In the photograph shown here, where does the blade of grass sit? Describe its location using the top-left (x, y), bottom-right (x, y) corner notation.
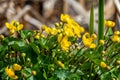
top-left (98, 0), bottom-right (104, 41)
top-left (89, 3), bottom-right (94, 35)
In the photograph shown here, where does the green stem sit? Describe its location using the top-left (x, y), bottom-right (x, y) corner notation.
top-left (98, 0), bottom-right (104, 42)
top-left (89, 3), bottom-right (94, 35)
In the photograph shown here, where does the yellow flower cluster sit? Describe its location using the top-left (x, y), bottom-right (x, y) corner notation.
top-left (82, 33), bottom-right (96, 48)
top-left (58, 14), bottom-right (84, 51)
top-left (61, 14), bottom-right (84, 38)
top-left (111, 31), bottom-right (120, 42)
top-left (5, 64), bottom-right (22, 79)
top-left (104, 20), bottom-right (115, 28)
top-left (42, 14), bottom-right (84, 51)
top-left (5, 20), bottom-right (23, 34)
top-left (42, 25), bottom-right (58, 35)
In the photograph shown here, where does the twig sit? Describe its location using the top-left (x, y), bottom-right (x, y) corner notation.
top-left (114, 0), bottom-right (120, 14)
top-left (24, 14), bottom-right (43, 31)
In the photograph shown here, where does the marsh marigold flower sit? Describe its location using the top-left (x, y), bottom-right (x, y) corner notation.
top-left (5, 20), bottom-right (23, 34)
top-left (100, 62), bottom-right (107, 68)
top-left (13, 64), bottom-right (22, 71)
top-left (5, 67), bottom-right (18, 79)
top-left (82, 33), bottom-right (96, 49)
top-left (60, 36), bottom-right (71, 51)
top-left (111, 31), bottom-right (120, 42)
top-left (60, 14), bottom-right (71, 23)
top-left (104, 20), bottom-right (115, 28)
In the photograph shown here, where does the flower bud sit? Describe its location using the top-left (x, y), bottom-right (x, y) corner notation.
top-left (116, 60), bottom-right (120, 65)
top-left (27, 58), bottom-right (31, 62)
top-left (99, 40), bottom-right (104, 45)
top-left (21, 53), bottom-right (26, 57)
top-left (32, 70), bottom-right (36, 76)
top-left (106, 66), bottom-right (110, 70)
top-left (114, 31), bottom-right (120, 35)
top-left (57, 61), bottom-right (64, 68)
top-left (0, 35), bottom-right (4, 39)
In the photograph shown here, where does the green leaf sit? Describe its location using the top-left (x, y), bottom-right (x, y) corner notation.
top-left (89, 3), bottom-right (94, 35)
top-left (29, 43), bottom-right (40, 55)
top-left (43, 69), bottom-right (47, 79)
top-left (27, 76), bottom-right (34, 80)
top-left (67, 73), bottom-right (80, 80)
top-left (55, 69), bottom-right (67, 80)
top-left (22, 68), bottom-right (31, 78)
top-left (0, 61), bottom-right (3, 68)
top-left (0, 45), bottom-right (8, 59)
top-left (20, 30), bottom-right (33, 39)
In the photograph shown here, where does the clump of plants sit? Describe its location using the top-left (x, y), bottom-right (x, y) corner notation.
top-left (0, 0), bottom-right (120, 80)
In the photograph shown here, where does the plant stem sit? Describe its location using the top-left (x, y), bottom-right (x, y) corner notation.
top-left (89, 2), bottom-right (94, 35)
top-left (98, 0), bottom-right (104, 42)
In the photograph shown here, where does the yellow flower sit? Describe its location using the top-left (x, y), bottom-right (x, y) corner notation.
top-left (89, 43), bottom-right (96, 49)
top-left (111, 35), bottom-right (120, 42)
top-left (35, 33), bottom-right (40, 39)
top-left (60, 14), bottom-right (71, 23)
top-left (60, 36), bottom-right (71, 51)
top-left (100, 62), bottom-right (107, 68)
top-left (99, 40), bottom-right (104, 45)
top-left (114, 31), bottom-right (120, 35)
top-left (104, 20), bottom-right (115, 28)
top-left (91, 34), bottom-right (97, 40)
top-left (42, 25), bottom-right (51, 34)
top-left (57, 61), bottom-right (65, 68)
top-left (51, 28), bottom-right (58, 35)
top-left (5, 67), bottom-right (18, 79)
top-left (5, 20), bottom-right (23, 34)
top-left (63, 25), bottom-right (74, 37)
top-left (82, 33), bottom-right (96, 48)
top-left (13, 64), bottom-right (22, 71)
top-left (57, 33), bottom-right (63, 43)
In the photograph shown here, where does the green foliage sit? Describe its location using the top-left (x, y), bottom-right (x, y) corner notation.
top-left (0, 1), bottom-right (120, 80)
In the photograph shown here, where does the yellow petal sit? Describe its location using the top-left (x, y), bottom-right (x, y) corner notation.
top-left (5, 22), bottom-right (11, 29)
top-left (17, 24), bottom-right (23, 31)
